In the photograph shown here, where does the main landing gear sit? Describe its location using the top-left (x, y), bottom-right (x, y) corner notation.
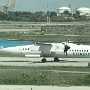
top-left (42, 57), bottom-right (47, 63)
top-left (54, 57), bottom-right (59, 62)
top-left (41, 57), bottom-right (59, 62)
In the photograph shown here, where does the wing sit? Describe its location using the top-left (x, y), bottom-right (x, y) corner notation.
top-left (35, 42), bottom-right (52, 53)
top-left (35, 42), bottom-right (64, 53)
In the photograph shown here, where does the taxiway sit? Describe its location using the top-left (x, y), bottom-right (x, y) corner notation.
top-left (0, 57), bottom-right (90, 66)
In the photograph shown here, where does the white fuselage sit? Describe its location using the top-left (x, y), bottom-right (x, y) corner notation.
top-left (0, 43), bottom-right (90, 58)
top-left (0, 45), bottom-right (40, 54)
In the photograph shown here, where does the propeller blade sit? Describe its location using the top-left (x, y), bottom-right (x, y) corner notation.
top-left (66, 50), bottom-right (67, 56)
top-left (64, 45), bottom-right (70, 57)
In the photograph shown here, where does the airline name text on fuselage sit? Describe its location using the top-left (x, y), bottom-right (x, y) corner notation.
top-left (73, 52), bottom-right (90, 56)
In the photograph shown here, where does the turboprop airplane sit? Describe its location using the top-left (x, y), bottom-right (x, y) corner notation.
top-left (0, 39), bottom-right (90, 62)
top-left (28, 42), bottom-right (90, 62)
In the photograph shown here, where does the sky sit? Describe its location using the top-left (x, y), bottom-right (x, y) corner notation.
top-left (0, 0), bottom-right (90, 12)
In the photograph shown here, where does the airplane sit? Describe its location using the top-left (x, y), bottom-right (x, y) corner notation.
top-left (29, 42), bottom-right (90, 62)
top-left (0, 39), bottom-right (33, 55)
top-left (0, 39), bottom-right (90, 62)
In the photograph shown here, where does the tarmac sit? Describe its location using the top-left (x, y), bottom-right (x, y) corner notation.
top-left (0, 57), bottom-right (90, 67)
top-left (0, 57), bottom-right (90, 90)
top-left (0, 85), bottom-right (90, 90)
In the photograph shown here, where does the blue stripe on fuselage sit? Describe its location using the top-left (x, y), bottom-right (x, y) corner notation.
top-left (0, 39), bottom-right (32, 48)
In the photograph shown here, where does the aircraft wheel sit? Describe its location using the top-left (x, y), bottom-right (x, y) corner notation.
top-left (42, 58), bottom-right (47, 63)
top-left (54, 57), bottom-right (59, 62)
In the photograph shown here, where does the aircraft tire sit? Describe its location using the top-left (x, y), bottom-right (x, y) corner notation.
top-left (54, 57), bottom-right (59, 62)
top-left (42, 58), bottom-right (47, 63)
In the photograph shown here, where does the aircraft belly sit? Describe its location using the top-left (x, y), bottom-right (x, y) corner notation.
top-left (46, 52), bottom-right (90, 58)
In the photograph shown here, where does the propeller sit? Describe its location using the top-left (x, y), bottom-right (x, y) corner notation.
top-left (64, 40), bottom-right (70, 56)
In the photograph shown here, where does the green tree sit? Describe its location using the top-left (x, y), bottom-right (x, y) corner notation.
top-left (50, 12), bottom-right (57, 17)
top-left (0, 12), bottom-right (8, 20)
top-left (75, 74), bottom-right (90, 86)
top-left (15, 11), bottom-right (19, 17)
top-left (76, 11), bottom-right (80, 16)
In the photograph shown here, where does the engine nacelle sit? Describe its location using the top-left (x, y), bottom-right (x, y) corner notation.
top-left (25, 54), bottom-right (40, 58)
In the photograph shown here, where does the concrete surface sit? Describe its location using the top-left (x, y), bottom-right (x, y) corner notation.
top-left (0, 85), bottom-right (90, 90)
top-left (0, 57), bottom-right (90, 66)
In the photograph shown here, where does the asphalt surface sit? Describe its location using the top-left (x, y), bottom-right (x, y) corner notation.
top-left (0, 57), bottom-right (90, 66)
top-left (0, 57), bottom-right (90, 89)
top-left (0, 85), bottom-right (90, 90)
